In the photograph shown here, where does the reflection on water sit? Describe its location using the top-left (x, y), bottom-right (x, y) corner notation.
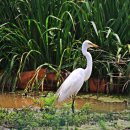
top-left (56, 98), bottom-right (128, 112)
top-left (0, 93), bottom-right (34, 108)
top-left (0, 93), bottom-right (128, 112)
top-left (75, 98), bottom-right (127, 112)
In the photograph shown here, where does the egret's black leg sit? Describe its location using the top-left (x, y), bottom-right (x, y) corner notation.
top-left (72, 96), bottom-right (75, 113)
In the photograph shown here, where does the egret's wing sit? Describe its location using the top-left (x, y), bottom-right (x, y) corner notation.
top-left (56, 68), bottom-right (84, 102)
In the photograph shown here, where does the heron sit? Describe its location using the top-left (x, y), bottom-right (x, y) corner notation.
top-left (56, 40), bottom-right (98, 113)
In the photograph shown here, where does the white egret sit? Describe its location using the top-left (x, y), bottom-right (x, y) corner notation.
top-left (56, 40), bottom-right (98, 113)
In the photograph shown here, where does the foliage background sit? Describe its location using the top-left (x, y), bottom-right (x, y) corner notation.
top-left (0, 0), bottom-right (130, 91)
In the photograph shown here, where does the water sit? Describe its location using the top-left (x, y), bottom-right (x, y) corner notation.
top-left (75, 98), bottom-right (128, 112)
top-left (0, 93), bottom-right (34, 108)
top-left (0, 93), bottom-right (128, 112)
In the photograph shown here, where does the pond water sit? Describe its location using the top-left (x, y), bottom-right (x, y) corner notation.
top-left (73, 98), bottom-right (128, 112)
top-left (0, 93), bottom-right (128, 112)
top-left (0, 93), bottom-right (34, 108)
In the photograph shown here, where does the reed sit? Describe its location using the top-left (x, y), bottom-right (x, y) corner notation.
top-left (0, 0), bottom-right (129, 91)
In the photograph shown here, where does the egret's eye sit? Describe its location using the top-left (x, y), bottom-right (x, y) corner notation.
top-left (88, 42), bottom-right (93, 45)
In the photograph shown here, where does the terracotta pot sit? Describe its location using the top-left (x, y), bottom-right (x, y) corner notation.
top-left (18, 69), bottom-right (46, 90)
top-left (18, 69), bottom-right (70, 91)
top-left (89, 78), bottom-right (107, 93)
top-left (44, 72), bottom-right (58, 91)
top-left (44, 71), bottom-right (70, 91)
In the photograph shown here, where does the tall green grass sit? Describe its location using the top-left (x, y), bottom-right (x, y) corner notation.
top-left (91, 0), bottom-right (130, 49)
top-left (0, 0), bottom-right (130, 91)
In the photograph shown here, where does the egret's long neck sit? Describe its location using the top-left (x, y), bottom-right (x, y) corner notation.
top-left (84, 52), bottom-right (92, 80)
top-left (82, 43), bottom-right (93, 81)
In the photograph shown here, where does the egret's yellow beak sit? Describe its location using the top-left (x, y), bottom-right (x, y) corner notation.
top-left (92, 43), bottom-right (99, 48)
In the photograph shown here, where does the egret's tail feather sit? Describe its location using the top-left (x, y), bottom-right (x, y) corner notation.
top-left (56, 90), bottom-right (71, 102)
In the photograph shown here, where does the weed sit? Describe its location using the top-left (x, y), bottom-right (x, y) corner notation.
top-left (99, 120), bottom-right (107, 130)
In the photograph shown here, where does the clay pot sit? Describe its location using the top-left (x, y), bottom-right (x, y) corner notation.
top-left (18, 69), bottom-right (70, 91)
top-left (43, 70), bottom-right (70, 91)
top-left (18, 69), bottom-right (46, 90)
top-left (89, 78), bottom-right (107, 93)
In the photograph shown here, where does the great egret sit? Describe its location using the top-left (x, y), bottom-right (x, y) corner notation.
top-left (56, 40), bottom-right (98, 113)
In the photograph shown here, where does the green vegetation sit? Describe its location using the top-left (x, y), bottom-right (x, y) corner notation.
top-left (0, 1), bottom-right (130, 129)
top-left (0, 107), bottom-right (129, 130)
top-left (0, 93), bottom-right (130, 130)
top-left (0, 0), bottom-right (130, 92)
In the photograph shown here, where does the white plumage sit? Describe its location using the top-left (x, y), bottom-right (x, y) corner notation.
top-left (57, 68), bottom-right (85, 102)
top-left (56, 40), bottom-right (98, 111)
